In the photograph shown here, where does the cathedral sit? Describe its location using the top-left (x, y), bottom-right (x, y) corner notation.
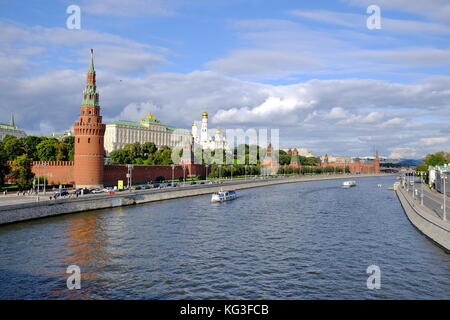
top-left (191, 112), bottom-right (229, 150)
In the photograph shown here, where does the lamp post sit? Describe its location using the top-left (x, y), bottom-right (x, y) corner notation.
top-left (420, 171), bottom-right (424, 205)
top-left (218, 164), bottom-right (222, 182)
top-left (171, 164), bottom-right (175, 187)
top-left (244, 165), bottom-right (247, 181)
top-left (205, 164), bottom-right (209, 182)
top-left (127, 164), bottom-right (134, 190)
top-left (182, 165), bottom-right (186, 185)
top-left (42, 162), bottom-right (48, 195)
top-left (443, 174), bottom-right (447, 221)
top-left (230, 164), bottom-right (233, 181)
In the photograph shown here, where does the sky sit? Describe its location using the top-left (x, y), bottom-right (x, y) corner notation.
top-left (0, 0), bottom-right (449, 158)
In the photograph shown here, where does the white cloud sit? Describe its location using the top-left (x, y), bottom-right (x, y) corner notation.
top-left (81, 0), bottom-right (179, 17)
top-left (379, 117), bottom-right (404, 127)
top-left (290, 9), bottom-right (450, 34)
top-left (419, 137), bottom-right (450, 146)
top-left (389, 147), bottom-right (418, 159)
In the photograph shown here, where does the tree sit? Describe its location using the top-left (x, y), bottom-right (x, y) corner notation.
top-left (110, 149), bottom-right (132, 164)
top-left (36, 139), bottom-right (59, 161)
top-left (415, 164), bottom-right (428, 172)
top-left (22, 136), bottom-right (45, 160)
top-left (0, 142), bottom-right (10, 188)
top-left (10, 154), bottom-right (34, 190)
top-left (2, 135), bottom-right (26, 160)
top-left (142, 142), bottom-right (157, 157)
top-left (279, 150), bottom-right (291, 165)
top-left (422, 152), bottom-right (448, 167)
top-left (63, 136), bottom-right (75, 161)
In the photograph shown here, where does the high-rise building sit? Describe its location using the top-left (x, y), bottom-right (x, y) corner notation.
top-left (73, 49), bottom-right (106, 188)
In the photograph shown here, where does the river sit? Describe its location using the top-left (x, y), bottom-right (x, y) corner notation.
top-left (0, 175), bottom-right (449, 299)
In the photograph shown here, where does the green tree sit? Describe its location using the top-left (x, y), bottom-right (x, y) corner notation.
top-left (63, 136), bottom-right (75, 161)
top-left (10, 154), bottom-right (34, 190)
top-left (0, 142), bottom-right (10, 188)
top-left (110, 149), bottom-right (132, 164)
top-left (2, 135), bottom-right (26, 160)
top-left (142, 142), bottom-right (157, 157)
top-left (415, 164), bottom-right (428, 172)
top-left (279, 150), bottom-right (291, 165)
top-left (36, 139), bottom-right (59, 161)
top-left (422, 152), bottom-right (448, 166)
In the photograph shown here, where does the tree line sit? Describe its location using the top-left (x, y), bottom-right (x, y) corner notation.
top-left (415, 151), bottom-right (450, 172)
top-left (0, 135), bottom-right (75, 190)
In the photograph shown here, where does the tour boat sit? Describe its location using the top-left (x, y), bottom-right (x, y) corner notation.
top-left (211, 190), bottom-right (237, 203)
top-left (342, 180), bottom-right (357, 188)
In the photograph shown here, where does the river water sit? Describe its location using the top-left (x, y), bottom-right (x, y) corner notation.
top-left (0, 176), bottom-right (449, 299)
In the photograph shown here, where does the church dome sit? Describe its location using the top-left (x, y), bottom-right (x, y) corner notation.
top-left (202, 112), bottom-right (208, 118)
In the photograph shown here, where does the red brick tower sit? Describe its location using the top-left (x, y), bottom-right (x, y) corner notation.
top-left (73, 49), bottom-right (106, 188)
top-left (374, 151), bottom-right (380, 173)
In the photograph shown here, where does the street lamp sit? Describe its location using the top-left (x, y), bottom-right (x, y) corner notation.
top-left (171, 164), bottom-right (175, 187)
top-left (420, 171), bottom-right (424, 205)
top-left (205, 164), bottom-right (209, 182)
top-left (442, 174), bottom-right (447, 221)
top-left (218, 164), bottom-right (222, 182)
top-left (230, 164), bottom-right (233, 181)
top-left (182, 165), bottom-right (186, 185)
top-left (244, 165), bottom-right (247, 181)
top-left (127, 164), bottom-right (134, 190)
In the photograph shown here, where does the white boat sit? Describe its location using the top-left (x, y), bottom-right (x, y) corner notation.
top-left (211, 190), bottom-right (237, 202)
top-left (342, 180), bottom-right (356, 188)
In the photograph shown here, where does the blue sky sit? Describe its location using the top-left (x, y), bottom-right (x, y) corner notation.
top-left (0, 0), bottom-right (449, 158)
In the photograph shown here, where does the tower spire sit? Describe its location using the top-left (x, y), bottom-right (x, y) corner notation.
top-left (10, 113), bottom-right (15, 128)
top-left (89, 48), bottom-right (95, 72)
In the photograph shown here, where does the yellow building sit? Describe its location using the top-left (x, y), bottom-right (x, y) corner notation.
top-left (104, 113), bottom-right (191, 154)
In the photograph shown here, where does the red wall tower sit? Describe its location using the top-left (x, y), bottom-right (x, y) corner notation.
top-left (73, 49), bottom-right (106, 188)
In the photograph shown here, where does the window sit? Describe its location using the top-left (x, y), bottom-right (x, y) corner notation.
top-left (88, 138), bottom-right (91, 143)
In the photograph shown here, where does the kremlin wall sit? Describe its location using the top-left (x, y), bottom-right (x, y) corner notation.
top-left (20, 51), bottom-right (378, 188)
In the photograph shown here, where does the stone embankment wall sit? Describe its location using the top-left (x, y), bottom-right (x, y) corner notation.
top-left (395, 184), bottom-right (450, 251)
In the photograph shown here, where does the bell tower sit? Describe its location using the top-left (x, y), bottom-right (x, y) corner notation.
top-left (73, 49), bottom-right (106, 188)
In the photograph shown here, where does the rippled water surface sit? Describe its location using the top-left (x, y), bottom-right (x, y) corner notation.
top-left (0, 176), bottom-right (449, 299)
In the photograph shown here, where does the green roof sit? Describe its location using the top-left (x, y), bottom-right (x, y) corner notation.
top-left (108, 120), bottom-right (145, 127)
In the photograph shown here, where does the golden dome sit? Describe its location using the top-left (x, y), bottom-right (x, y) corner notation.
top-left (192, 122), bottom-right (197, 126)
top-left (145, 113), bottom-right (154, 119)
top-left (202, 112), bottom-right (208, 118)
top-left (215, 128), bottom-right (221, 135)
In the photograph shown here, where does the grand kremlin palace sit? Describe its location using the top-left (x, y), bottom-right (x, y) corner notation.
top-left (104, 113), bottom-right (192, 154)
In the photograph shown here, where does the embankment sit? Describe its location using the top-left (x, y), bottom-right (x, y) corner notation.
top-left (395, 184), bottom-right (450, 252)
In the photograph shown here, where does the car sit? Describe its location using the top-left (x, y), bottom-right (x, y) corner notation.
top-left (190, 181), bottom-right (197, 185)
top-left (91, 189), bottom-right (104, 194)
top-left (53, 189), bottom-right (69, 196)
top-left (152, 183), bottom-right (160, 188)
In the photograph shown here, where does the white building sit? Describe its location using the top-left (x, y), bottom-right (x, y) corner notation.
top-left (191, 112), bottom-right (228, 150)
top-left (0, 114), bottom-right (26, 141)
top-left (104, 113), bottom-right (192, 154)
